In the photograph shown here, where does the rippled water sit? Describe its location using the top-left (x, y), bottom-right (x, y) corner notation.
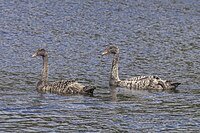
top-left (1, 0), bottom-right (200, 132)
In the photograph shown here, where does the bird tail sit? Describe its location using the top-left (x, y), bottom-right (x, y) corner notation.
top-left (83, 86), bottom-right (96, 94)
top-left (166, 81), bottom-right (181, 89)
top-left (171, 82), bottom-right (181, 88)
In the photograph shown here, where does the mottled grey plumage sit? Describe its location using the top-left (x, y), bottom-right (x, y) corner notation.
top-left (102, 45), bottom-right (180, 90)
top-left (32, 48), bottom-right (95, 95)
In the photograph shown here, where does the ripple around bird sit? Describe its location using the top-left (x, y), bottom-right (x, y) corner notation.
top-left (0, 0), bottom-right (200, 132)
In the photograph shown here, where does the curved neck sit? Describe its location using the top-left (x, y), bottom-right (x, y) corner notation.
top-left (110, 52), bottom-right (120, 85)
top-left (42, 55), bottom-right (48, 84)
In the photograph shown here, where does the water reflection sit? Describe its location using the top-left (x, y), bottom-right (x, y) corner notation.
top-left (1, 0), bottom-right (200, 132)
top-left (110, 86), bottom-right (180, 102)
top-left (110, 86), bottom-right (117, 102)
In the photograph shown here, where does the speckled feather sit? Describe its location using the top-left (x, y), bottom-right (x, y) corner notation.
top-left (37, 80), bottom-right (94, 95)
top-left (119, 75), bottom-right (180, 90)
top-left (102, 45), bottom-right (180, 90)
top-left (32, 48), bottom-right (95, 95)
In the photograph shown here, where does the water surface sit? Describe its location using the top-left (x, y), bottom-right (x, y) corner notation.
top-left (1, 0), bottom-right (200, 132)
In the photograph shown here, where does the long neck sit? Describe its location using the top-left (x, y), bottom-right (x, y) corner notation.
top-left (110, 52), bottom-right (120, 84)
top-left (42, 55), bottom-right (48, 84)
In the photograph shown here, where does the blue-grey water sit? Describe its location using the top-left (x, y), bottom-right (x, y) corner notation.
top-left (1, 0), bottom-right (200, 132)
